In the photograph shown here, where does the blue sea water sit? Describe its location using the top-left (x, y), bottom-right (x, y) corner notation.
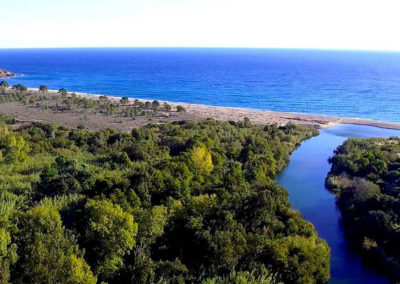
top-left (1, 48), bottom-right (400, 122)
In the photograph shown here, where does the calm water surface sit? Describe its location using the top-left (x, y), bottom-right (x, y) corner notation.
top-left (1, 48), bottom-right (400, 122)
top-left (276, 124), bottom-right (400, 283)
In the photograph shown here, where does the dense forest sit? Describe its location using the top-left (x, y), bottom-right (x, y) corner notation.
top-left (0, 114), bottom-right (330, 284)
top-left (326, 137), bottom-right (400, 281)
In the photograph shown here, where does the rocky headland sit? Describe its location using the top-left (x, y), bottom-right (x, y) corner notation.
top-left (0, 68), bottom-right (17, 78)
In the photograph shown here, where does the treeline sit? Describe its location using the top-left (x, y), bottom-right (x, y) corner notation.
top-left (0, 115), bottom-right (330, 284)
top-left (0, 82), bottom-right (187, 119)
top-left (326, 137), bottom-right (400, 281)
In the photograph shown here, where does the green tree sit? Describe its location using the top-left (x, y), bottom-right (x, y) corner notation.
top-left (202, 270), bottom-right (274, 284)
top-left (58, 88), bottom-right (68, 97)
top-left (177, 105), bottom-right (186, 114)
top-left (12, 84), bottom-right (27, 92)
top-left (120, 97), bottom-right (129, 104)
top-left (267, 235), bottom-right (330, 284)
top-left (37, 155), bottom-right (92, 198)
top-left (0, 133), bottom-right (30, 163)
top-left (15, 205), bottom-right (96, 284)
top-left (189, 146), bottom-right (214, 174)
top-left (83, 199), bottom-right (138, 280)
top-left (39, 85), bottom-right (48, 93)
top-left (152, 100), bottom-right (160, 110)
top-left (144, 101), bottom-right (151, 109)
top-left (0, 228), bottom-right (17, 284)
top-left (0, 81), bottom-right (9, 91)
top-left (129, 206), bottom-right (169, 282)
top-left (163, 102), bottom-right (172, 111)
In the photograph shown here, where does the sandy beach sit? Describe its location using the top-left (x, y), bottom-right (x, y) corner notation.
top-left (0, 87), bottom-right (399, 131)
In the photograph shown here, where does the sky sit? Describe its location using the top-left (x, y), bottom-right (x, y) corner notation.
top-left (1, 0), bottom-right (400, 50)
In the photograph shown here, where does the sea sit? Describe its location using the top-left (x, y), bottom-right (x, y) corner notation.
top-left (1, 47), bottom-right (400, 122)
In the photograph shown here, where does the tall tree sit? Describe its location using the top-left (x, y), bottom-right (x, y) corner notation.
top-left (0, 228), bottom-right (17, 284)
top-left (39, 85), bottom-right (48, 93)
top-left (82, 199), bottom-right (138, 280)
top-left (120, 97), bottom-right (129, 104)
top-left (15, 205), bottom-right (96, 284)
top-left (58, 88), bottom-right (68, 97)
top-left (0, 81), bottom-right (9, 90)
top-left (177, 105), bottom-right (186, 114)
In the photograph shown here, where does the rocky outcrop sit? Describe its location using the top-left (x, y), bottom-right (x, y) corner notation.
top-left (0, 68), bottom-right (17, 78)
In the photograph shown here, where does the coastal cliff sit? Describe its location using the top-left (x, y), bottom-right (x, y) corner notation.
top-left (0, 67), bottom-right (16, 78)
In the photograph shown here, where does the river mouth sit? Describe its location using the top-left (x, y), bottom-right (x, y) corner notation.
top-left (276, 124), bottom-right (400, 284)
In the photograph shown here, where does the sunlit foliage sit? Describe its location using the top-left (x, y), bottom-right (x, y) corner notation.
top-left (0, 115), bottom-right (329, 283)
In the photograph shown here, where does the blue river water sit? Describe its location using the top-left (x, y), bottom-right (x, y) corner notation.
top-left (1, 48), bottom-right (400, 122)
top-left (276, 124), bottom-right (400, 283)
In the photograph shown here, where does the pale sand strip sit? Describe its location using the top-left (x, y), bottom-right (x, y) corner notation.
top-left (23, 88), bottom-right (400, 130)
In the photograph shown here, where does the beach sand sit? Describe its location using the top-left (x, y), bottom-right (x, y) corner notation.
top-left (0, 87), bottom-right (399, 131)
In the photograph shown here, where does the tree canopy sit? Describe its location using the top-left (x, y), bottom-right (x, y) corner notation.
top-left (326, 137), bottom-right (400, 281)
top-left (39, 85), bottom-right (48, 93)
top-left (0, 115), bottom-right (329, 284)
top-left (58, 88), bottom-right (68, 97)
top-left (0, 81), bottom-right (9, 90)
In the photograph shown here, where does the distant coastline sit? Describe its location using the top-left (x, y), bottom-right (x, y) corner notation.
top-left (0, 86), bottom-right (399, 131)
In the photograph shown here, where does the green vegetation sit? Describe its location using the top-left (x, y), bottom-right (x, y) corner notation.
top-left (164, 102), bottom-right (172, 111)
top-left (0, 87), bottom-right (181, 121)
top-left (177, 105), bottom-right (186, 114)
top-left (12, 84), bottom-right (27, 92)
top-left (0, 114), bottom-right (329, 283)
top-left (58, 88), bottom-right (68, 97)
top-left (326, 137), bottom-right (400, 281)
top-left (0, 81), bottom-right (9, 91)
top-left (120, 96), bottom-right (129, 104)
top-left (39, 85), bottom-right (48, 93)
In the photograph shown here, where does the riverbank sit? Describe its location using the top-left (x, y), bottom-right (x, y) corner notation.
top-left (1, 87), bottom-right (400, 131)
top-left (276, 124), bottom-right (398, 283)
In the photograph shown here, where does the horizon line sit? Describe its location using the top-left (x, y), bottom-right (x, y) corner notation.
top-left (0, 46), bottom-right (400, 53)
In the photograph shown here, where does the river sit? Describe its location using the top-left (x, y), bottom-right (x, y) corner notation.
top-left (276, 124), bottom-right (400, 283)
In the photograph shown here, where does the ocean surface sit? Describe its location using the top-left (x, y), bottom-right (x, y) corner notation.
top-left (277, 124), bottom-right (400, 284)
top-left (1, 48), bottom-right (400, 122)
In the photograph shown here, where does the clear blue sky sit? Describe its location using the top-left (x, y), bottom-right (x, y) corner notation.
top-left (2, 0), bottom-right (400, 50)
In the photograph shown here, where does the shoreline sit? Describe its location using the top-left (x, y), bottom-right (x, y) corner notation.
top-left (42, 88), bottom-right (400, 130)
top-left (1, 87), bottom-right (399, 131)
